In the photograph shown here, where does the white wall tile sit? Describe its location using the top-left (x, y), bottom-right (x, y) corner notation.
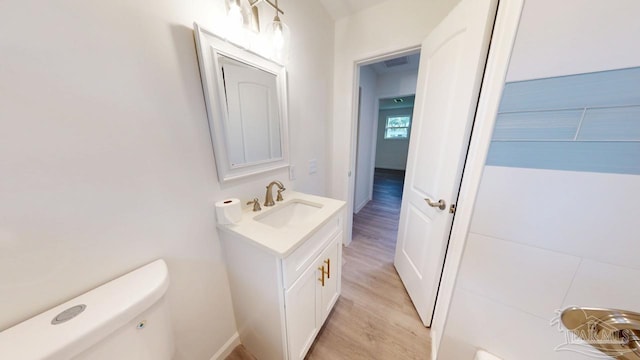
top-left (471, 166), bottom-right (640, 270)
top-left (457, 233), bottom-right (581, 319)
top-left (439, 289), bottom-right (593, 360)
top-left (506, 0), bottom-right (640, 82)
top-left (563, 259), bottom-right (640, 312)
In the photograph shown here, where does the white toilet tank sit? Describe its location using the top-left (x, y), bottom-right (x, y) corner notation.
top-left (0, 259), bottom-right (174, 360)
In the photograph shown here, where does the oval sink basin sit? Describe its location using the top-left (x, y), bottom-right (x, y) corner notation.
top-left (255, 200), bottom-right (323, 229)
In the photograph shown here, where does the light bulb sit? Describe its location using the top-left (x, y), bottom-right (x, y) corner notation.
top-left (266, 15), bottom-right (290, 62)
top-left (224, 0), bottom-right (247, 45)
top-left (228, 1), bottom-right (243, 29)
top-left (273, 24), bottom-right (284, 50)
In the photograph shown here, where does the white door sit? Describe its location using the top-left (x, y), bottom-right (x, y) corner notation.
top-left (394, 0), bottom-right (497, 326)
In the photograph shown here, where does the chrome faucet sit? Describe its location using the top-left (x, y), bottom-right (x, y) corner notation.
top-left (264, 180), bottom-right (285, 207)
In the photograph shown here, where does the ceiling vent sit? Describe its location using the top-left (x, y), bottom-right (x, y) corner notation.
top-left (384, 56), bottom-right (408, 68)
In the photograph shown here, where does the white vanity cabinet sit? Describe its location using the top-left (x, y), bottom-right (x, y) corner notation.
top-left (284, 231), bottom-right (340, 359)
top-left (219, 197), bottom-right (344, 360)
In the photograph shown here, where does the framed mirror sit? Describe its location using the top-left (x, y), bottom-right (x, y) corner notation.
top-left (193, 23), bottom-right (289, 182)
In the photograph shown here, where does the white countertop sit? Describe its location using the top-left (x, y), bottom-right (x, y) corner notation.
top-left (216, 192), bottom-right (346, 257)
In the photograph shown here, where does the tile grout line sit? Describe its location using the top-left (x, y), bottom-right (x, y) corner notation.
top-left (470, 231), bottom-right (640, 271)
top-left (456, 287), bottom-right (556, 322)
top-left (573, 107), bottom-right (588, 141)
top-left (560, 257), bottom-right (583, 308)
top-left (497, 103), bottom-right (640, 115)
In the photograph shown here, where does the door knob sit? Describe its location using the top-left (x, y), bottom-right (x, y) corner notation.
top-left (424, 198), bottom-right (446, 210)
top-left (561, 307), bottom-right (640, 359)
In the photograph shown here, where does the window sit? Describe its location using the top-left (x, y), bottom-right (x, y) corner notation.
top-left (384, 115), bottom-right (411, 139)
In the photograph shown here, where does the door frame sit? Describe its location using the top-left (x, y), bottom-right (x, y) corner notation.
top-left (343, 0), bottom-right (524, 356)
top-left (345, 46), bottom-right (421, 245)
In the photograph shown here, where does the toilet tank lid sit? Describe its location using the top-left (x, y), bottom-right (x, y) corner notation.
top-left (0, 259), bottom-right (170, 360)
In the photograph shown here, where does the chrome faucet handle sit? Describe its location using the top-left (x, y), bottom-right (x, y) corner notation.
top-left (247, 198), bottom-right (261, 212)
top-left (276, 188), bottom-right (285, 201)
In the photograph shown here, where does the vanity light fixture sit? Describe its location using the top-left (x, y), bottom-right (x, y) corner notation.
top-left (251, 0), bottom-right (290, 62)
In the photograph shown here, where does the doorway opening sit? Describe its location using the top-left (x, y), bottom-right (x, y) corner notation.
top-left (352, 51), bottom-right (420, 266)
top-left (319, 52), bottom-right (432, 357)
top-left (343, 0), bottom-right (500, 332)
top-left (353, 51), bottom-right (419, 220)
top-left (318, 0), bottom-right (521, 355)
top-left (350, 55), bottom-right (421, 318)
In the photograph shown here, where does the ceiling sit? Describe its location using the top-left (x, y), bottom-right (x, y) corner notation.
top-left (318, 0), bottom-right (390, 20)
top-left (368, 53), bottom-right (420, 75)
top-left (317, 0), bottom-right (419, 110)
top-left (379, 95), bottom-right (415, 110)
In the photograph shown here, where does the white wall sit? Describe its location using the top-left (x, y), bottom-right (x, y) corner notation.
top-left (376, 69), bottom-right (418, 100)
top-left (0, 0), bottom-right (334, 359)
top-left (353, 66), bottom-right (377, 212)
top-left (374, 69), bottom-right (417, 170)
top-left (506, 0), bottom-right (640, 82)
top-left (438, 1), bottom-right (640, 359)
top-left (330, 0), bottom-right (461, 243)
top-left (375, 108), bottom-right (412, 170)
top-left (284, 0), bottom-right (335, 195)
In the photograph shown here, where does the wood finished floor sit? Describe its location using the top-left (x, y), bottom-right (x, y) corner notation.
top-left (226, 169), bottom-right (431, 360)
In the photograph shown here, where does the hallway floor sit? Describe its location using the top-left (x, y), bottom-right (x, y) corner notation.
top-left (227, 169), bottom-right (431, 359)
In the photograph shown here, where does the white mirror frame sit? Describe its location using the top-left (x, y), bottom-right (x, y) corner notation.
top-left (193, 23), bottom-right (290, 183)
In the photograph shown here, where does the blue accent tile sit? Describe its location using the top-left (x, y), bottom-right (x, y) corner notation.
top-left (499, 67), bottom-right (640, 113)
top-left (578, 106), bottom-right (640, 141)
top-left (486, 141), bottom-right (640, 175)
top-left (493, 110), bottom-right (582, 140)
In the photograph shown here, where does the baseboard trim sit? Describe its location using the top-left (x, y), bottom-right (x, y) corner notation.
top-left (354, 198), bottom-right (369, 214)
top-left (431, 329), bottom-right (438, 359)
top-left (210, 332), bottom-right (241, 360)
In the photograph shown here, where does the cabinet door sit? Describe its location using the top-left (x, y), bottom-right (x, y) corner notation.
top-left (319, 233), bottom-right (341, 322)
top-left (284, 260), bottom-right (321, 360)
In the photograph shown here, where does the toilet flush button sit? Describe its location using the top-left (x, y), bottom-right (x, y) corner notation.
top-left (51, 304), bottom-right (87, 325)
